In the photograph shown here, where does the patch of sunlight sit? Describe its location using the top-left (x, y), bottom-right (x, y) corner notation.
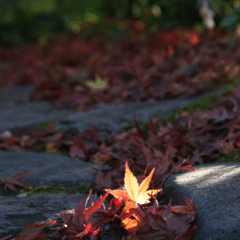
top-left (176, 165), bottom-right (240, 188)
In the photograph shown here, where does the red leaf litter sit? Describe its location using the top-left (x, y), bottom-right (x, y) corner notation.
top-left (0, 28), bottom-right (239, 111)
top-left (2, 23), bottom-right (240, 239)
top-left (53, 164), bottom-right (199, 240)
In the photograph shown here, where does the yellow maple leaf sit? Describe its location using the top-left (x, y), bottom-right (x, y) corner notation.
top-left (84, 75), bottom-right (108, 92)
top-left (105, 161), bottom-right (161, 205)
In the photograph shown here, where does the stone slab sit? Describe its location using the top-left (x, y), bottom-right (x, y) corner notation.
top-left (0, 193), bottom-right (105, 238)
top-left (0, 84), bottom-right (73, 130)
top-left (0, 102), bottom-right (72, 131)
top-left (162, 162), bottom-right (240, 240)
top-left (56, 90), bottom-right (223, 136)
top-left (0, 151), bottom-right (105, 192)
top-left (0, 85), bottom-right (35, 102)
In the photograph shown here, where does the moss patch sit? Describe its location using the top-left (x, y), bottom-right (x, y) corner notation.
top-left (157, 90), bottom-right (228, 125)
top-left (23, 184), bottom-right (92, 196)
top-left (124, 81), bottom-right (240, 129)
top-left (1, 184), bottom-right (93, 197)
top-left (121, 91), bottom-right (224, 134)
top-left (6, 99), bottom-right (28, 105)
top-left (32, 120), bottom-right (58, 131)
top-left (205, 149), bottom-right (240, 165)
top-left (208, 78), bottom-right (240, 91)
top-left (31, 145), bottom-right (71, 158)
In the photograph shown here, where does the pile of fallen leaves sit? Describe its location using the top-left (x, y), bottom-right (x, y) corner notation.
top-left (1, 27), bottom-right (240, 112)
top-left (1, 26), bottom-right (240, 239)
top-left (2, 86), bottom-right (240, 239)
top-left (1, 162), bottom-right (200, 240)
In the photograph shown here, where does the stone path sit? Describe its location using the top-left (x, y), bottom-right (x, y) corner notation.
top-left (55, 91), bottom-right (219, 136)
top-left (0, 152), bottom-right (105, 192)
top-left (0, 85), bottom-right (72, 130)
top-left (0, 84), bottom-right (239, 239)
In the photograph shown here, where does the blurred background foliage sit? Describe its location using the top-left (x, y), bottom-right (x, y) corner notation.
top-left (0, 0), bottom-right (240, 46)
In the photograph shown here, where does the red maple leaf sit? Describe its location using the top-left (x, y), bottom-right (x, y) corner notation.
top-left (59, 190), bottom-right (110, 240)
top-left (0, 172), bottom-right (35, 193)
top-left (15, 220), bottom-right (56, 240)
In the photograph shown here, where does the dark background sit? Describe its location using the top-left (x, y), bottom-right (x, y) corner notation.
top-left (0, 0), bottom-right (239, 46)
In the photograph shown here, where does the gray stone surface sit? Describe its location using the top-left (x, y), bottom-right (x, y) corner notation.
top-left (0, 102), bottom-right (72, 131)
top-left (0, 85), bottom-right (35, 102)
top-left (56, 91), bottom-right (222, 136)
top-left (0, 151), bottom-right (105, 190)
top-left (0, 151), bottom-right (109, 237)
top-left (162, 162), bottom-right (240, 240)
top-left (0, 84), bottom-right (73, 130)
top-left (0, 193), bottom-right (106, 238)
